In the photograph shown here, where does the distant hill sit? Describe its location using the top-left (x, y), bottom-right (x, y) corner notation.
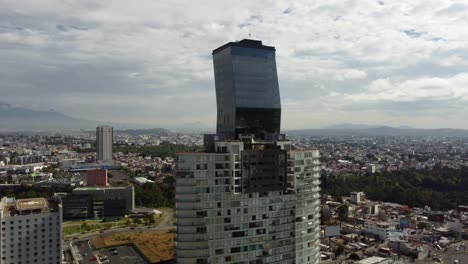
top-left (114, 128), bottom-right (172, 136)
top-left (287, 126), bottom-right (468, 137)
top-left (0, 103), bottom-right (210, 133)
top-left (321, 123), bottom-right (392, 130)
top-left (168, 122), bottom-right (214, 133)
top-left (0, 103), bottom-right (107, 131)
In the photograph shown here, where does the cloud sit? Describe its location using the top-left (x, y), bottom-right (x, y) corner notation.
top-left (346, 74), bottom-right (468, 103)
top-left (0, 0), bottom-right (467, 129)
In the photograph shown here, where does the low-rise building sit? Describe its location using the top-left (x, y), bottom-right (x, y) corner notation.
top-left (60, 186), bottom-right (134, 219)
top-left (351, 191), bottom-right (365, 204)
top-left (364, 221), bottom-right (392, 240)
top-left (86, 169), bottom-right (108, 186)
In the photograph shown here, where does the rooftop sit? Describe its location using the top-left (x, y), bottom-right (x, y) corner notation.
top-left (2, 197), bottom-right (59, 217)
top-left (74, 186), bottom-right (132, 191)
top-left (16, 198), bottom-right (47, 211)
top-left (212, 39), bottom-right (275, 54)
top-left (356, 256), bottom-right (390, 264)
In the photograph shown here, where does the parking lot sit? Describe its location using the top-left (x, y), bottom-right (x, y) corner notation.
top-left (95, 245), bottom-right (147, 264)
top-left (73, 240), bottom-right (96, 264)
top-left (72, 240), bottom-right (148, 264)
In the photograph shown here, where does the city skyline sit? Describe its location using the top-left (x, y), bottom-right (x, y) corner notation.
top-left (1, 1), bottom-right (468, 129)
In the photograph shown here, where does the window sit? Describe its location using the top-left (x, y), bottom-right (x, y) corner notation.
top-left (196, 227), bottom-right (206, 233)
top-left (196, 211), bottom-right (207, 217)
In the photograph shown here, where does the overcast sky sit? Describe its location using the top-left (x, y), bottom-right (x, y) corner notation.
top-left (1, 0), bottom-right (468, 129)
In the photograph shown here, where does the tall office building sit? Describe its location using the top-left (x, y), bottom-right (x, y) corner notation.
top-left (96, 126), bottom-right (113, 162)
top-left (213, 39), bottom-right (281, 140)
top-left (175, 40), bottom-right (321, 264)
top-left (0, 196), bottom-right (63, 264)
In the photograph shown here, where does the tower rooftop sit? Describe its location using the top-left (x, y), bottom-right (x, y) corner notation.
top-left (212, 39), bottom-right (275, 54)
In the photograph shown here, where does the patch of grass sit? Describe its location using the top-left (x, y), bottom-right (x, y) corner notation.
top-left (92, 231), bottom-right (174, 263)
top-left (62, 215), bottom-right (163, 237)
top-left (63, 219), bottom-right (128, 237)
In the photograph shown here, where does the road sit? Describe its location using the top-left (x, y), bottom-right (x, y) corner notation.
top-left (441, 241), bottom-right (467, 264)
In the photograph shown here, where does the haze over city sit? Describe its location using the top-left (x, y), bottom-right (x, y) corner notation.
top-left (1, 0), bottom-right (468, 129)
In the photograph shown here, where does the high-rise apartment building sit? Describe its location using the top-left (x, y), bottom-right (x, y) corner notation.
top-left (0, 196), bottom-right (63, 264)
top-left (96, 126), bottom-right (113, 162)
top-left (175, 40), bottom-right (321, 264)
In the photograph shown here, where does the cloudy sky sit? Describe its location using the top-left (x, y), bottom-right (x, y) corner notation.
top-left (1, 0), bottom-right (468, 129)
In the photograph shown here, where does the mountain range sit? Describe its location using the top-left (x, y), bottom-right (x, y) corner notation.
top-left (1, 103), bottom-right (468, 137)
top-left (0, 103), bottom-right (212, 133)
top-left (286, 126), bottom-right (468, 137)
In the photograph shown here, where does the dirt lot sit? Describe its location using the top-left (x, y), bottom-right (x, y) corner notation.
top-left (91, 230), bottom-right (175, 263)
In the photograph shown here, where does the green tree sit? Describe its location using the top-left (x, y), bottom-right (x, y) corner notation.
top-left (320, 167), bottom-right (468, 210)
top-left (334, 243), bottom-right (345, 256)
top-left (81, 222), bottom-right (91, 232)
top-left (337, 204), bottom-right (349, 227)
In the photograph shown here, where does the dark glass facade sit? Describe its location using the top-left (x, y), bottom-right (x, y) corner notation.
top-left (213, 39), bottom-right (281, 139)
top-left (241, 148), bottom-right (287, 193)
top-left (61, 194), bottom-right (93, 219)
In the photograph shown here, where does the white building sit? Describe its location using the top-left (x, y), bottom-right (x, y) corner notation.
top-left (0, 196), bottom-right (63, 264)
top-left (176, 139), bottom-right (321, 264)
top-left (363, 221), bottom-right (392, 240)
top-left (367, 164), bottom-right (376, 174)
top-left (367, 204), bottom-right (380, 215)
top-left (96, 126), bottom-right (113, 162)
top-left (351, 192), bottom-right (365, 204)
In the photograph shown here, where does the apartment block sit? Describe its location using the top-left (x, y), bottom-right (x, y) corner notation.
top-left (0, 196), bottom-right (63, 264)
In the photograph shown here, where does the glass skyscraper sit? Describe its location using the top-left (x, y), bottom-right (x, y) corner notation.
top-left (175, 40), bottom-right (321, 264)
top-left (213, 39), bottom-right (281, 140)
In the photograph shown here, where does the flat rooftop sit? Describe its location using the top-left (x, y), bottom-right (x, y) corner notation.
top-left (74, 186), bottom-right (131, 191)
top-left (16, 198), bottom-right (47, 211)
top-left (2, 197), bottom-right (59, 217)
top-left (357, 256), bottom-right (389, 264)
top-left (213, 39), bottom-right (275, 54)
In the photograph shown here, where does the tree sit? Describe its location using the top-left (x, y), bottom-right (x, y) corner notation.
top-left (320, 168), bottom-right (468, 210)
top-left (337, 204), bottom-right (349, 227)
top-left (147, 215), bottom-right (156, 226)
top-left (81, 222), bottom-right (91, 232)
top-left (334, 243), bottom-right (345, 256)
top-left (320, 206), bottom-right (332, 224)
top-left (135, 183), bottom-right (171, 208)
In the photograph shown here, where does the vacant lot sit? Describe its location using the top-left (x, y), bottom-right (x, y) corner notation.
top-left (91, 230), bottom-right (175, 263)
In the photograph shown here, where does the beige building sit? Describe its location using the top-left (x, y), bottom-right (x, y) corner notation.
top-left (0, 196), bottom-right (63, 264)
